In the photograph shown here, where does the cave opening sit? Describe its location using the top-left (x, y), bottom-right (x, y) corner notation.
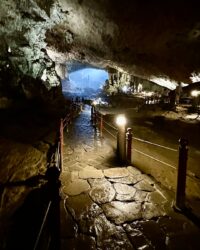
top-left (61, 61), bottom-right (108, 100)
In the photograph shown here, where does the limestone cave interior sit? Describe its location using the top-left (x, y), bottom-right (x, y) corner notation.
top-left (1, 0), bottom-right (200, 249)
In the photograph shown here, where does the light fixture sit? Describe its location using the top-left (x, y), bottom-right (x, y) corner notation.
top-left (191, 90), bottom-right (200, 97)
top-left (122, 86), bottom-right (128, 93)
top-left (116, 114), bottom-right (127, 126)
top-left (146, 91), bottom-right (154, 97)
top-left (93, 100), bottom-right (98, 106)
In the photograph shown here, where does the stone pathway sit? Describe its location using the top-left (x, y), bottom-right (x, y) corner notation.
top-left (60, 105), bottom-right (200, 250)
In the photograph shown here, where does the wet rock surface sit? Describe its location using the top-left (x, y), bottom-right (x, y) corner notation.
top-left (102, 201), bottom-right (142, 224)
top-left (103, 167), bottom-right (130, 178)
top-left (60, 107), bottom-right (200, 249)
top-left (89, 183), bottom-right (116, 205)
top-left (63, 179), bottom-right (90, 196)
top-left (79, 169), bottom-right (104, 179)
top-left (94, 214), bottom-right (133, 250)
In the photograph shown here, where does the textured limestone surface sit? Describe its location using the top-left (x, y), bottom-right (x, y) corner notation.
top-left (89, 183), bottom-right (116, 205)
top-left (1, 0), bottom-right (200, 95)
top-left (63, 179), bottom-right (90, 196)
top-left (103, 167), bottom-right (130, 178)
top-left (79, 169), bottom-right (104, 179)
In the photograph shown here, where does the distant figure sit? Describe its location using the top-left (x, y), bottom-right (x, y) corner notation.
top-left (175, 82), bottom-right (182, 105)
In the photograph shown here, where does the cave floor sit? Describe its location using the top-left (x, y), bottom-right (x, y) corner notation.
top-left (60, 105), bottom-right (200, 250)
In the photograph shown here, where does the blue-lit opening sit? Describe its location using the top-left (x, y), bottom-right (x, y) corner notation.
top-left (62, 64), bottom-right (108, 98)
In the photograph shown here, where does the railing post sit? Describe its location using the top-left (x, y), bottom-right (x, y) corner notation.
top-left (93, 108), bottom-right (97, 127)
top-left (126, 128), bottom-right (132, 164)
top-left (66, 115), bottom-right (69, 133)
top-left (91, 105), bottom-right (97, 127)
top-left (69, 109), bottom-right (72, 124)
top-left (45, 166), bottom-right (61, 250)
top-left (175, 138), bottom-right (188, 211)
top-left (60, 118), bottom-right (63, 172)
top-left (116, 123), bottom-right (126, 163)
top-left (91, 105), bottom-right (94, 122)
top-left (100, 114), bottom-right (103, 137)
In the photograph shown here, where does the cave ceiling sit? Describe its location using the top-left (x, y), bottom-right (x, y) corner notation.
top-left (1, 0), bottom-right (200, 88)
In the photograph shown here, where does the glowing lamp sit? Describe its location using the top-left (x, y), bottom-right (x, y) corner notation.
top-left (122, 86), bottom-right (128, 93)
top-left (93, 100), bottom-right (98, 106)
top-left (191, 90), bottom-right (200, 97)
top-left (116, 115), bottom-right (127, 127)
top-left (146, 92), bottom-right (154, 97)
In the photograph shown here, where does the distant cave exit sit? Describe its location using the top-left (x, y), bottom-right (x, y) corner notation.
top-left (62, 62), bottom-right (108, 98)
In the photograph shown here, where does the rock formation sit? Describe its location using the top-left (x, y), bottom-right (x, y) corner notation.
top-left (1, 0), bottom-right (200, 101)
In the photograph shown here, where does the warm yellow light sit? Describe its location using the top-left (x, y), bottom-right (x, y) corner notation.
top-left (93, 100), bottom-right (98, 106)
top-left (191, 90), bottom-right (200, 97)
top-left (116, 115), bottom-right (127, 126)
top-left (146, 91), bottom-right (154, 97)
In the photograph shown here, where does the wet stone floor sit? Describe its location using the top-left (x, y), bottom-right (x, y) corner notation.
top-left (60, 106), bottom-right (200, 250)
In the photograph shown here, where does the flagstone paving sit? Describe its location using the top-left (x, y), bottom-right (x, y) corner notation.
top-left (60, 106), bottom-right (200, 250)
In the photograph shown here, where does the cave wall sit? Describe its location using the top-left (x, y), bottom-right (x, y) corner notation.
top-left (104, 70), bottom-right (164, 96)
top-left (1, 0), bottom-right (200, 103)
top-left (0, 0), bottom-right (68, 106)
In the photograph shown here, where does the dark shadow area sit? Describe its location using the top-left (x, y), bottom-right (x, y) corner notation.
top-left (174, 206), bottom-right (200, 229)
top-left (94, 135), bottom-right (125, 167)
top-left (0, 101), bottom-right (61, 145)
top-left (105, 153), bottom-right (126, 167)
top-left (5, 171), bottom-right (61, 250)
top-left (0, 174), bottom-right (45, 188)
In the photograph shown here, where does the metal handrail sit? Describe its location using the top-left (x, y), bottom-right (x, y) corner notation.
top-left (94, 110), bottom-right (118, 131)
top-left (95, 109), bottom-right (177, 152)
top-left (132, 136), bottom-right (177, 152)
top-left (63, 114), bottom-right (71, 127)
top-left (95, 113), bottom-right (102, 119)
top-left (33, 141), bottom-right (61, 250)
top-left (98, 114), bottom-right (177, 152)
top-left (33, 201), bottom-right (52, 250)
top-left (103, 127), bottom-right (117, 138)
top-left (62, 102), bottom-right (83, 130)
top-left (56, 142), bottom-right (61, 170)
top-left (33, 114), bottom-right (65, 250)
top-left (94, 107), bottom-right (200, 211)
top-left (103, 120), bottom-right (118, 131)
top-left (133, 147), bottom-right (199, 180)
top-left (93, 109), bottom-right (181, 173)
top-left (132, 148), bottom-right (177, 170)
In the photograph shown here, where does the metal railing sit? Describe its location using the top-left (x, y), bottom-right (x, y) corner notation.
top-left (92, 106), bottom-right (195, 211)
top-left (94, 111), bottom-right (117, 139)
top-left (131, 136), bottom-right (178, 170)
top-left (33, 102), bottom-right (83, 250)
top-left (132, 136), bottom-right (177, 152)
top-left (95, 109), bottom-right (179, 170)
top-left (33, 143), bottom-right (61, 250)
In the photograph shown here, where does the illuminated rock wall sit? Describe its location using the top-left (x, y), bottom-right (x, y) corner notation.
top-left (1, 0), bottom-right (200, 101)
